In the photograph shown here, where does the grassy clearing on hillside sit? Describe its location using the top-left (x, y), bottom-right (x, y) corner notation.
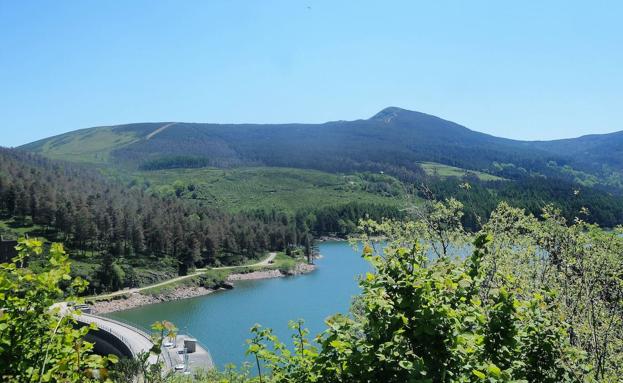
top-left (134, 167), bottom-right (406, 212)
top-left (419, 162), bottom-right (505, 181)
top-left (0, 218), bottom-right (46, 238)
top-left (28, 127), bottom-right (140, 164)
top-left (271, 252), bottom-right (300, 270)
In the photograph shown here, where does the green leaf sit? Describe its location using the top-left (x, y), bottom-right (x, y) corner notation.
top-left (487, 363), bottom-right (501, 377)
top-left (472, 369), bottom-right (486, 379)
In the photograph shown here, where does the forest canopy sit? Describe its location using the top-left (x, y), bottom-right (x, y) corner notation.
top-left (0, 148), bottom-right (396, 292)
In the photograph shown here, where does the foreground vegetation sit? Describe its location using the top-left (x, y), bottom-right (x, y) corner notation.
top-left (189, 200), bottom-right (620, 382)
top-left (0, 239), bottom-right (118, 382)
top-left (2, 199), bottom-right (621, 382)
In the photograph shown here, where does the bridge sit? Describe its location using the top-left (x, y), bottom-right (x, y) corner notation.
top-left (73, 311), bottom-right (214, 373)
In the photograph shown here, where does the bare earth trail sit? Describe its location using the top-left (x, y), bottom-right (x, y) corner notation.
top-left (215, 251), bottom-right (277, 270)
top-left (95, 252), bottom-right (277, 300)
top-left (146, 122), bottom-right (178, 140)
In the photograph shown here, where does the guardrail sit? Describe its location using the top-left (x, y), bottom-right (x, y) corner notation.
top-left (85, 314), bottom-right (152, 339)
top-left (77, 315), bottom-right (137, 357)
top-left (79, 314), bottom-right (218, 370)
top-left (99, 315), bottom-right (214, 368)
top-left (78, 314), bottom-right (178, 369)
top-left (102, 315), bottom-right (182, 369)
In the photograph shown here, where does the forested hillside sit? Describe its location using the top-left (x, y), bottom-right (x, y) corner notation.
top-left (21, 107), bottom-right (623, 190)
top-left (428, 176), bottom-right (623, 229)
top-left (19, 107), bottom-right (623, 230)
top-left (525, 130), bottom-right (623, 172)
top-left (0, 148), bottom-right (401, 293)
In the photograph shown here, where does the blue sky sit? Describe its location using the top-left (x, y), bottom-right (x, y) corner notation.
top-left (1, 1), bottom-right (622, 147)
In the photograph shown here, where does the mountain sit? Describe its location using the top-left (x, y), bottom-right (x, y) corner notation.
top-left (525, 130), bottom-right (623, 171)
top-left (20, 107), bottom-right (623, 189)
top-left (13, 108), bottom-right (623, 229)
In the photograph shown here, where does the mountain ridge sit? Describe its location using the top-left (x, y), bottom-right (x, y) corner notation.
top-left (21, 106), bottom-right (623, 146)
top-left (18, 107), bottom-right (623, 191)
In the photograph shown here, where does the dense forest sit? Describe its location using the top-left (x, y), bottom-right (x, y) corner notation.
top-left (0, 148), bottom-right (396, 292)
top-left (139, 155), bottom-right (213, 171)
top-left (23, 107), bottom-right (623, 192)
top-left (426, 175), bottom-right (623, 230)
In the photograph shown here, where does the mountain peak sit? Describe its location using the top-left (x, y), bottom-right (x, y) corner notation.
top-left (369, 107), bottom-right (414, 123)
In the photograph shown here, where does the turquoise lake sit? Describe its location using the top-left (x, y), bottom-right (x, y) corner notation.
top-left (107, 241), bottom-right (370, 368)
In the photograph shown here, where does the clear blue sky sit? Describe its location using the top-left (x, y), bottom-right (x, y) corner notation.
top-left (1, 1), bottom-right (622, 147)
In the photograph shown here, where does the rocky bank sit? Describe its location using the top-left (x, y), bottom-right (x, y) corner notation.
top-left (91, 263), bottom-right (316, 314)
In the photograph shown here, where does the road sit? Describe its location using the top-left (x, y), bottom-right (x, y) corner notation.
top-left (55, 305), bottom-right (212, 371)
top-left (54, 302), bottom-right (162, 364)
top-left (77, 313), bottom-right (162, 365)
top-left (95, 252), bottom-right (277, 299)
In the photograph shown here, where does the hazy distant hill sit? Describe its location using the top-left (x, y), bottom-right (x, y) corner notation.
top-left (20, 107), bottom-right (623, 189)
top-left (525, 131), bottom-right (623, 171)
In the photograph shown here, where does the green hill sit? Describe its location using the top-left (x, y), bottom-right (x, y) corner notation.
top-left (21, 107), bottom-right (623, 189)
top-left (18, 107), bottom-right (623, 228)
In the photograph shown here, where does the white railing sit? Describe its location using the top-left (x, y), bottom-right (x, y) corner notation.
top-left (103, 315), bottom-right (214, 368)
top-left (78, 314), bottom-right (198, 370)
top-left (81, 313), bottom-right (179, 371)
top-left (77, 315), bottom-right (138, 356)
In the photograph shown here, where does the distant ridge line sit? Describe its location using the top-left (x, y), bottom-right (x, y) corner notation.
top-left (146, 122), bottom-right (177, 140)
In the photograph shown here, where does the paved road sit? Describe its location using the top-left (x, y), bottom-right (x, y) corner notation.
top-left (95, 252), bottom-right (277, 299)
top-left (78, 313), bottom-right (214, 371)
top-left (52, 303), bottom-right (167, 367)
top-left (55, 302), bottom-right (214, 371)
top-left (75, 311), bottom-right (215, 371)
top-left (77, 313), bottom-right (162, 365)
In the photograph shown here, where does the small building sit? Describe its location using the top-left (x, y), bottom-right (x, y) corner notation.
top-left (184, 338), bottom-right (197, 353)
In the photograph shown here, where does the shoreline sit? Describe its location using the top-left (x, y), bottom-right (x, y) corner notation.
top-left (91, 262), bottom-right (316, 314)
top-left (316, 235), bottom-right (348, 242)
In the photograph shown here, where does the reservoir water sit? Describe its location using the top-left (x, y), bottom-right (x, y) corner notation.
top-left (106, 241), bottom-right (369, 368)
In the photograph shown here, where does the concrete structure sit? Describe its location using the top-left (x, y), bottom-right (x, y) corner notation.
top-left (165, 335), bottom-right (214, 373)
top-left (75, 313), bottom-right (213, 373)
top-left (184, 338), bottom-right (197, 353)
top-left (76, 314), bottom-right (162, 365)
